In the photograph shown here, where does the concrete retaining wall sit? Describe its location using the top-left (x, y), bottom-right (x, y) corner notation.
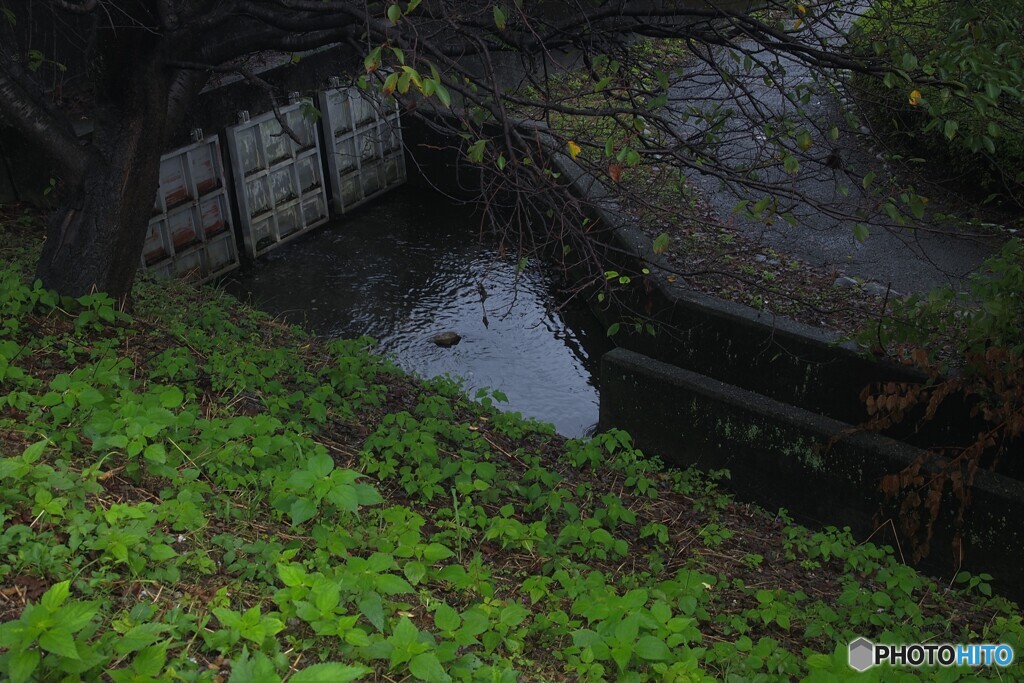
top-left (539, 144), bottom-right (1023, 599)
top-left (601, 347), bottom-right (1024, 601)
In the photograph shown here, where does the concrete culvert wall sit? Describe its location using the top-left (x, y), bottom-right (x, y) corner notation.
top-left (600, 348), bottom-right (1024, 602)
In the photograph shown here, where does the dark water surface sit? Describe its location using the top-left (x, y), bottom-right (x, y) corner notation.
top-left (224, 187), bottom-right (611, 437)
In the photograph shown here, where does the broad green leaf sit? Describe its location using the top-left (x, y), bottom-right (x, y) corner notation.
top-left (8, 648), bottom-right (40, 683)
top-left (143, 443), bottom-right (166, 464)
top-left (359, 592), bottom-right (385, 631)
top-left (148, 544), bottom-right (177, 561)
top-left (158, 386), bottom-right (183, 409)
top-left (853, 223), bottom-right (870, 243)
top-left (115, 623), bottom-right (167, 655)
top-left (39, 627), bottom-right (80, 659)
top-left (635, 635), bottom-right (671, 661)
top-left (376, 573), bottom-right (414, 595)
top-left (943, 119), bottom-right (959, 140)
top-left (291, 663), bottom-right (370, 683)
top-left (40, 580), bottom-right (71, 612)
top-left (229, 647), bottom-right (280, 683)
top-left (493, 5), bottom-right (506, 30)
top-left (404, 561), bottom-right (427, 585)
top-left (652, 232), bottom-right (671, 255)
top-left (433, 81), bottom-right (451, 108)
top-left (277, 563), bottom-right (307, 587)
top-left (132, 644), bottom-right (167, 677)
top-left (614, 613), bottom-right (640, 643)
top-left (289, 498), bottom-right (318, 526)
top-left (434, 603), bottom-right (461, 632)
top-left (387, 4), bottom-right (401, 24)
top-left (313, 581), bottom-right (340, 614)
top-left (307, 452), bottom-right (334, 478)
top-left (422, 543), bottom-right (453, 562)
top-left (409, 652), bottom-right (450, 682)
top-left (59, 601), bottom-right (99, 633)
top-left (21, 439), bottom-right (47, 464)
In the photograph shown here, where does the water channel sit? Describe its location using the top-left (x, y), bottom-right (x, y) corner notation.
top-left (224, 186), bottom-right (612, 437)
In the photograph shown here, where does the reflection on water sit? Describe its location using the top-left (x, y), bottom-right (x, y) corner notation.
top-left (224, 187), bottom-right (610, 437)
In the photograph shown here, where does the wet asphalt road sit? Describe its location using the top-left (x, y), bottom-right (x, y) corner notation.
top-left (662, 7), bottom-right (1003, 294)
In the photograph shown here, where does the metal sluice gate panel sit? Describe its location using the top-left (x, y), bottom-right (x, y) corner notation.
top-left (141, 135), bottom-right (239, 282)
top-left (225, 100), bottom-right (330, 258)
top-left (318, 84), bottom-right (406, 215)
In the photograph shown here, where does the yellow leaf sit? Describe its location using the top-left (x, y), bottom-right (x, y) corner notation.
top-left (908, 89), bottom-right (923, 106)
top-left (793, 18), bottom-right (803, 29)
top-left (796, 3), bottom-right (807, 14)
top-left (567, 140), bottom-right (581, 159)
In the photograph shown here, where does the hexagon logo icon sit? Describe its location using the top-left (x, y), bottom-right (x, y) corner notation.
top-left (849, 637), bottom-right (875, 671)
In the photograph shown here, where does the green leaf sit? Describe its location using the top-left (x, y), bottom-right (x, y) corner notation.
top-left (40, 580), bottom-right (71, 612)
top-left (59, 601), bottom-right (99, 633)
top-left (8, 648), bottom-right (40, 683)
top-left (229, 647), bottom-right (280, 683)
top-left (307, 452), bottom-right (334, 478)
top-left (39, 627), bottom-right (80, 659)
top-left (115, 623), bottom-right (167, 655)
top-left (326, 484), bottom-right (359, 515)
top-left (148, 544), bottom-right (177, 561)
top-left (500, 604), bottom-right (528, 627)
top-left (359, 592), bottom-right (385, 631)
top-left (158, 386), bottom-right (183, 409)
top-left (422, 543), bottom-right (453, 562)
top-left (313, 581), bottom-right (340, 614)
top-left (943, 119), bottom-right (959, 140)
top-left (409, 652), bottom-right (450, 682)
top-left (433, 81), bottom-right (451, 108)
top-left (652, 232), bottom-right (671, 255)
top-left (277, 563), bottom-right (307, 587)
top-left (862, 171), bottom-right (875, 189)
top-left (635, 635), bottom-right (671, 661)
top-left (493, 5), bottom-right (506, 30)
top-left (143, 443), bottom-right (166, 464)
top-left (376, 573), bottom-right (414, 595)
top-left (386, 3), bottom-right (401, 24)
top-left (132, 644), bottom-right (167, 677)
top-left (806, 653), bottom-right (832, 669)
top-left (404, 561), bottom-right (427, 585)
top-left (853, 223), bottom-right (870, 243)
top-left (291, 663), bottom-right (371, 683)
top-left (21, 439), bottom-right (47, 464)
top-left (289, 498), bottom-right (319, 526)
top-left (434, 603), bottom-right (461, 632)
top-left (466, 139), bottom-right (487, 163)
top-left (614, 613), bottom-right (640, 643)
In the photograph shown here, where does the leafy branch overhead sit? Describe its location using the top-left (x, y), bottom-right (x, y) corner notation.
top-left (5, 0), bottom-right (1020, 299)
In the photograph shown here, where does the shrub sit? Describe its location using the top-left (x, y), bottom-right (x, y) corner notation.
top-left (848, 0), bottom-right (1024, 207)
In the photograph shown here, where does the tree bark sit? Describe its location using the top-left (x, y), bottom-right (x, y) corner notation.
top-left (35, 39), bottom-right (174, 301)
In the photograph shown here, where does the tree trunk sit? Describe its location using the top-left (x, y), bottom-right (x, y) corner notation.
top-left (35, 39), bottom-right (172, 301)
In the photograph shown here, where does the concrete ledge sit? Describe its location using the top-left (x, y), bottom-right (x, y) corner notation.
top-left (601, 347), bottom-right (1024, 602)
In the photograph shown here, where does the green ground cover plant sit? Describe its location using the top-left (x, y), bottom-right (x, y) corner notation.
top-left (0, 216), bottom-right (1021, 681)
